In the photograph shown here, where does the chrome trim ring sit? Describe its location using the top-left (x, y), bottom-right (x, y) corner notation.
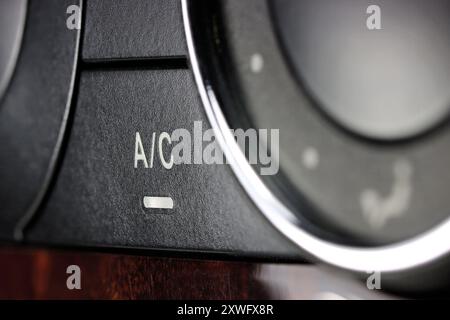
top-left (182, 0), bottom-right (450, 273)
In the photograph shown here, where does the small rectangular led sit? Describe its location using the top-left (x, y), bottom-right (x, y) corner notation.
top-left (143, 196), bottom-right (174, 210)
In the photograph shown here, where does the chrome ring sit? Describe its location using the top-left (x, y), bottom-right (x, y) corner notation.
top-left (182, 0), bottom-right (450, 273)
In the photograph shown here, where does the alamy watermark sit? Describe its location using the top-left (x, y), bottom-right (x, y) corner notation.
top-left (134, 121), bottom-right (280, 176)
top-left (366, 271), bottom-right (381, 290)
top-left (66, 265), bottom-right (81, 290)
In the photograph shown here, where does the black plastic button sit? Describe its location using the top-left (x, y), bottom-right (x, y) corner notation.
top-left (27, 69), bottom-right (299, 258)
top-left (83, 0), bottom-right (187, 61)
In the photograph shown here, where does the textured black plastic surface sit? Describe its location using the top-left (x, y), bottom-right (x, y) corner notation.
top-left (27, 70), bottom-right (300, 258)
top-left (0, 0), bottom-right (79, 239)
top-left (83, 0), bottom-right (187, 61)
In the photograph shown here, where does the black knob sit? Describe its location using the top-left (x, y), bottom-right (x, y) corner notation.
top-left (0, 0), bottom-right (27, 102)
top-left (272, 0), bottom-right (450, 140)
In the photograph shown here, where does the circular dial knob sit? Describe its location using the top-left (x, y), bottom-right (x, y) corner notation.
top-left (184, 0), bottom-right (450, 289)
top-left (272, 0), bottom-right (450, 141)
top-left (0, 0), bottom-right (27, 101)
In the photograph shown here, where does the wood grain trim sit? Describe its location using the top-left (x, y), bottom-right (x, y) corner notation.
top-left (0, 246), bottom-right (387, 299)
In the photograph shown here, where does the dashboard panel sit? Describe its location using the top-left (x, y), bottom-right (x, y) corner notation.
top-left (1, 0), bottom-right (450, 299)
